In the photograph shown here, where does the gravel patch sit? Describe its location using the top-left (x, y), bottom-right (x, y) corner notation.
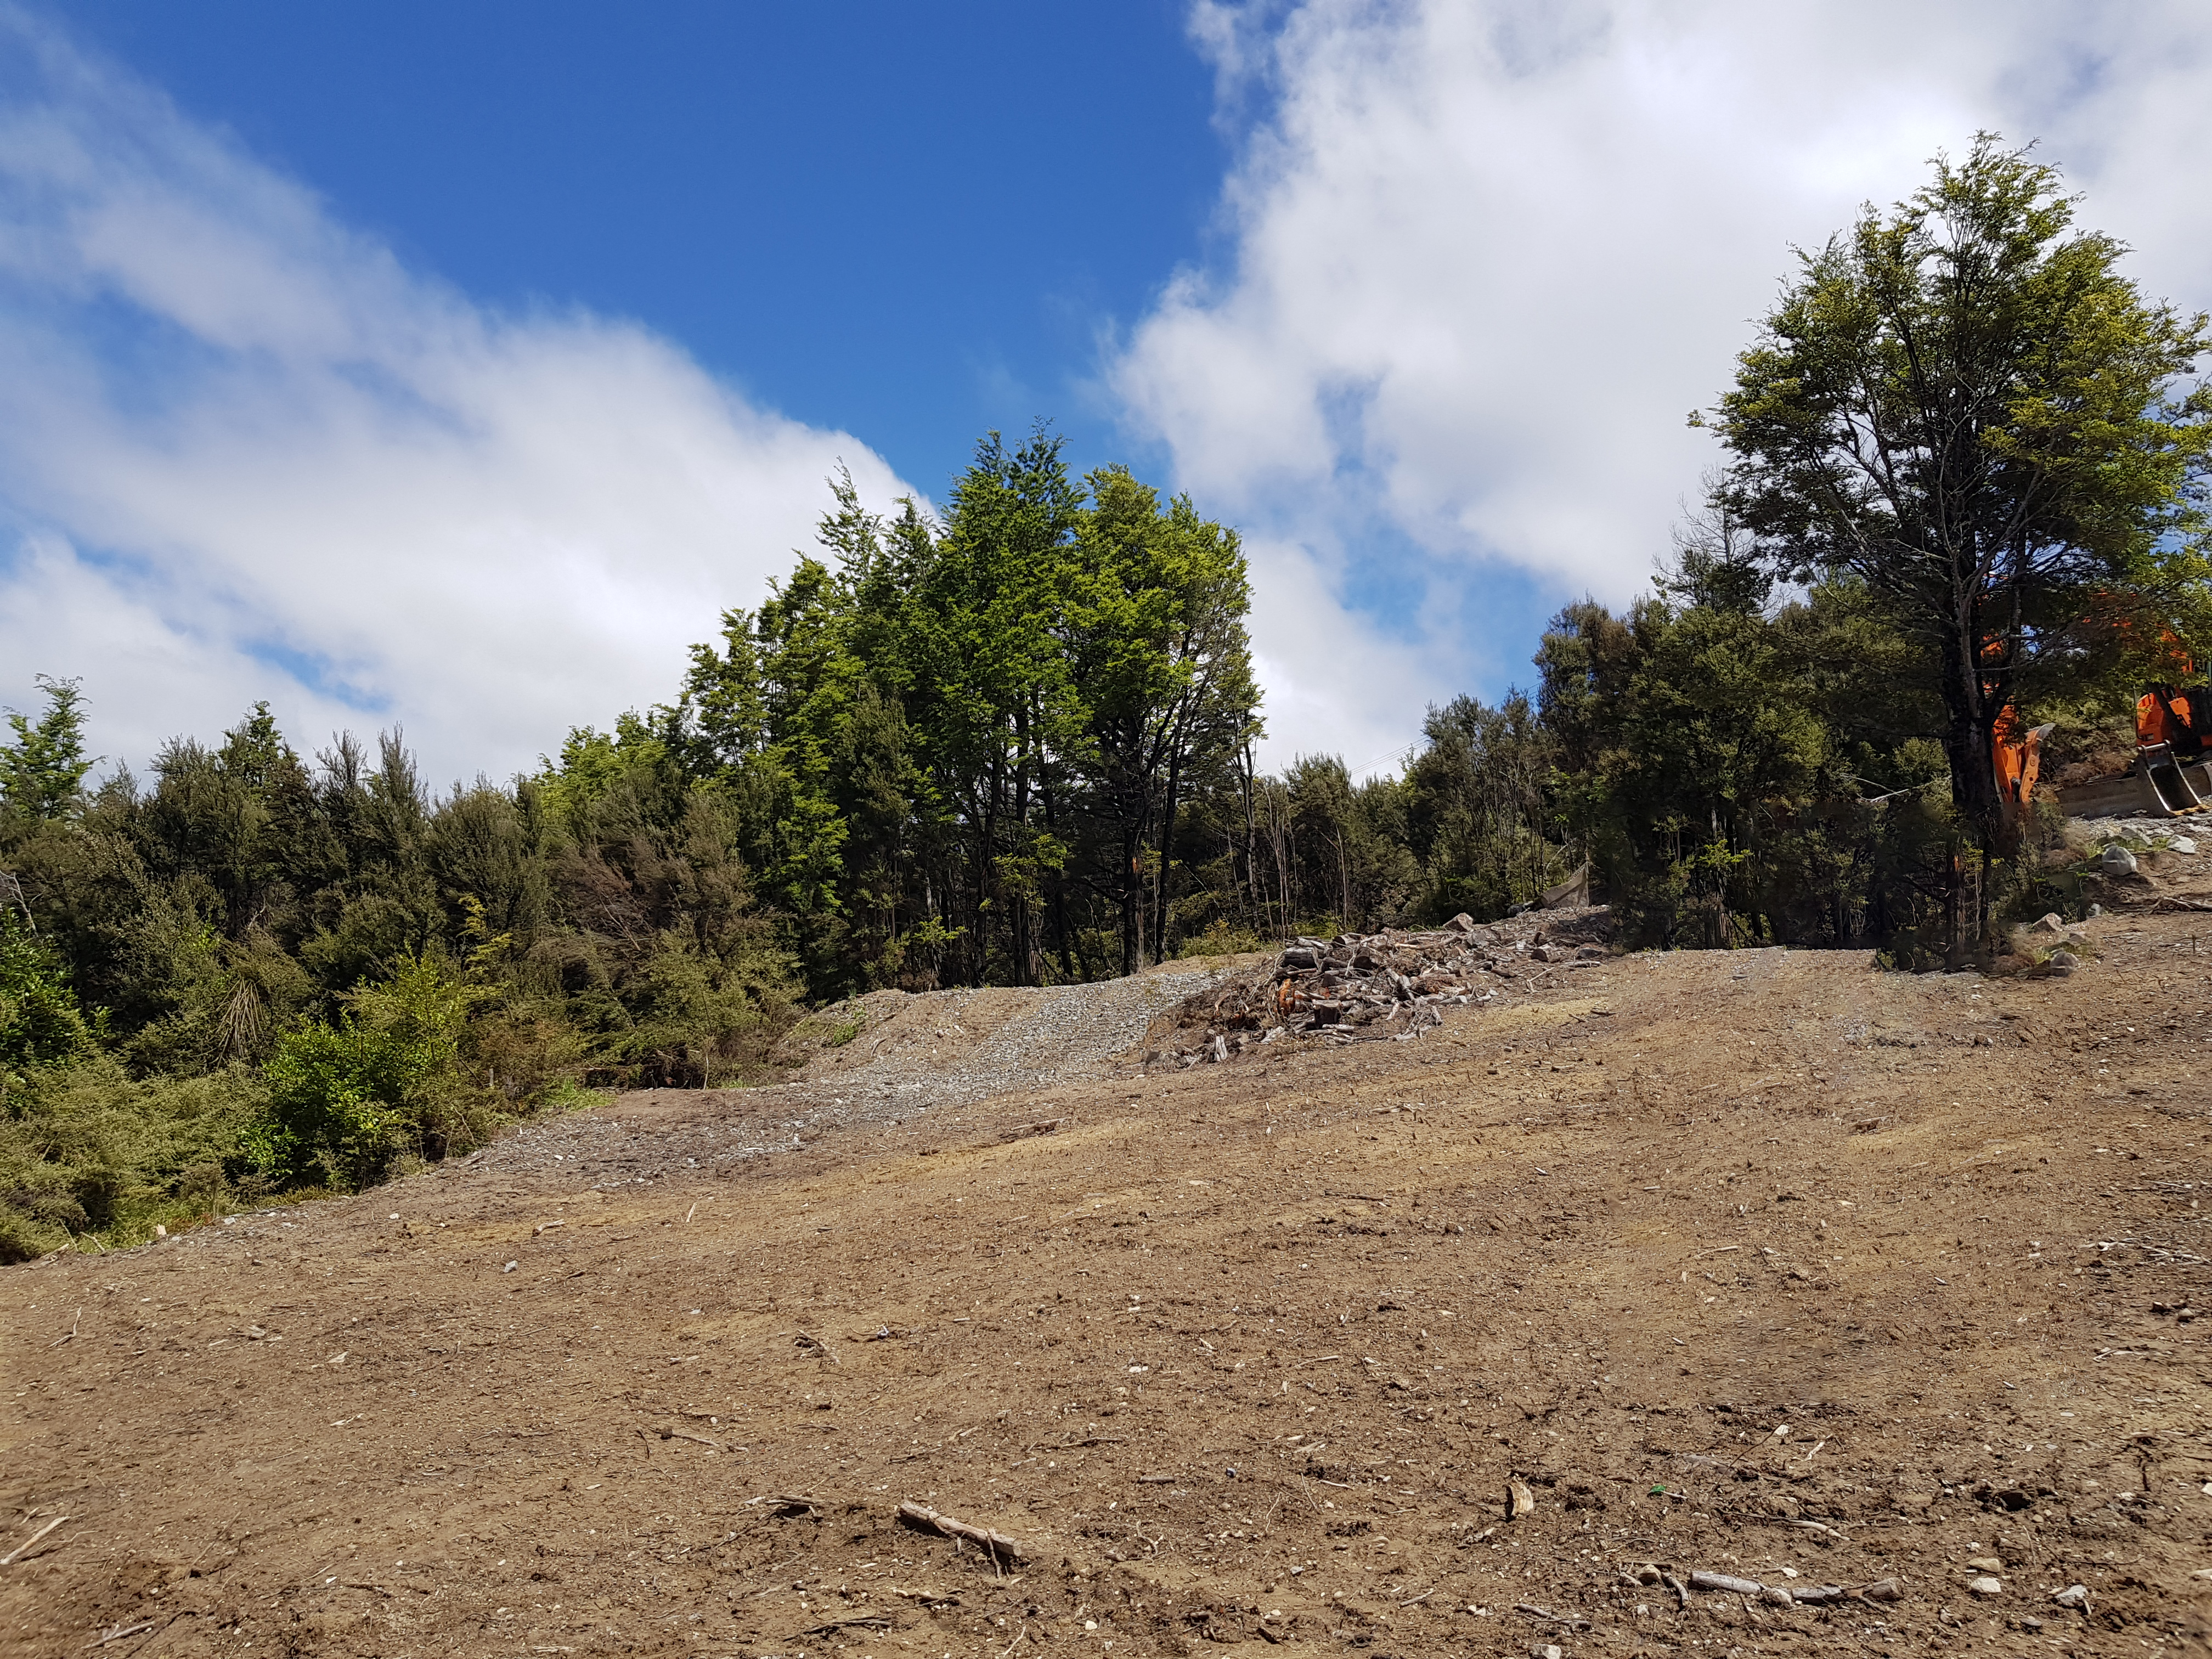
top-left (452, 964), bottom-right (1231, 1188)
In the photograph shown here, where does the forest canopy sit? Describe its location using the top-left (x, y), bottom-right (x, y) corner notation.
top-left (3, 139), bottom-right (2207, 1257)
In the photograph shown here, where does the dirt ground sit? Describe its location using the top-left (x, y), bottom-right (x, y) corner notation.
top-left (5, 904), bottom-right (2211, 1658)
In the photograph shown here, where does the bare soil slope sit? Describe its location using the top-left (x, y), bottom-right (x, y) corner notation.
top-left (5, 912), bottom-right (2211, 1658)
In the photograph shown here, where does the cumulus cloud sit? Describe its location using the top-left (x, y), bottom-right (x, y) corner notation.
top-left (0, 13), bottom-right (911, 784)
top-left (1117, 0), bottom-right (2212, 771)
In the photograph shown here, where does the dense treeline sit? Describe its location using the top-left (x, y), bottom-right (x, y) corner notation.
top-left (5, 137), bottom-right (2208, 1257)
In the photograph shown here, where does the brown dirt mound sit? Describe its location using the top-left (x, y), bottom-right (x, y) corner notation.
top-left (5, 917), bottom-right (2210, 1657)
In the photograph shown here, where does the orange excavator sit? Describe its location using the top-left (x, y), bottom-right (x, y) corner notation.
top-left (2128, 676), bottom-right (2210, 814)
top-left (2047, 625), bottom-right (2212, 818)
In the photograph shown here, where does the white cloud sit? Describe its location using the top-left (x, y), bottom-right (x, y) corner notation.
top-left (0, 13), bottom-right (912, 785)
top-left (1118, 0), bottom-right (2212, 772)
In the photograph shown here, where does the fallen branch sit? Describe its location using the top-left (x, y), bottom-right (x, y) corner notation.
top-left (896, 1500), bottom-right (1029, 1563)
top-left (1660, 1572), bottom-right (1690, 1610)
top-left (87, 1621), bottom-right (156, 1648)
top-left (1, 1516), bottom-right (67, 1566)
top-left (800, 1615), bottom-right (893, 1635)
top-left (1791, 1577), bottom-right (1903, 1606)
top-left (1681, 1570), bottom-right (1903, 1606)
top-left (51, 1308), bottom-right (81, 1348)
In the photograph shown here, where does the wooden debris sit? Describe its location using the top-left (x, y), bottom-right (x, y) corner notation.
top-left (800, 1615), bottom-right (893, 1635)
top-left (1513, 1602), bottom-right (1591, 1630)
top-left (896, 1500), bottom-right (1029, 1562)
top-left (1679, 1570), bottom-right (1904, 1606)
top-left (745, 1493), bottom-right (821, 1516)
top-left (893, 1586), bottom-right (961, 1606)
top-left (1506, 1477), bottom-right (1536, 1520)
top-left (1156, 910), bottom-right (1613, 1065)
top-left (794, 1331), bottom-right (840, 1365)
top-left (88, 1621), bottom-right (156, 1648)
top-left (0, 1515), bottom-right (66, 1566)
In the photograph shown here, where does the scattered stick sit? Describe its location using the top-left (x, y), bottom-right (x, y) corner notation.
top-left (1399, 1589), bottom-right (1434, 1607)
top-left (1678, 1570), bottom-right (1901, 1606)
top-left (87, 1622), bottom-right (155, 1648)
top-left (1660, 1572), bottom-right (1690, 1610)
top-left (533, 1220), bottom-right (565, 1235)
top-left (1135, 1475), bottom-right (1178, 1484)
top-left (1689, 1572), bottom-right (1766, 1597)
top-left (744, 1493), bottom-right (821, 1516)
top-left (51, 1309), bottom-right (81, 1348)
top-left (1, 1516), bottom-right (67, 1566)
top-left (998, 1622), bottom-right (1029, 1657)
top-left (1513, 1603), bottom-right (1591, 1630)
top-left (896, 1500), bottom-right (1029, 1564)
top-left (800, 1616), bottom-right (893, 1636)
top-left (1694, 1245), bottom-right (1742, 1257)
top-left (793, 1331), bottom-right (839, 1366)
top-left (1791, 1517), bottom-right (1846, 1539)
top-left (892, 1586), bottom-right (960, 1606)
top-left (661, 1430), bottom-right (722, 1452)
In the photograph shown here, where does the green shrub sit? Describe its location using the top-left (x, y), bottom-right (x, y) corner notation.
top-left (245, 953), bottom-right (498, 1188)
top-left (0, 909), bottom-right (92, 1073)
top-left (0, 1055), bottom-right (266, 1261)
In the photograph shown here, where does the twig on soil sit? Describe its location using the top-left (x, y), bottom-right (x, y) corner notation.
top-left (998, 1622), bottom-right (1029, 1656)
top-left (1513, 1603), bottom-right (1590, 1630)
top-left (51, 1308), bottom-right (80, 1347)
top-left (1, 1516), bottom-right (67, 1566)
top-left (793, 1331), bottom-right (839, 1365)
top-left (84, 1622), bottom-right (155, 1650)
top-left (1693, 1245), bottom-right (1741, 1257)
top-left (1398, 1590), bottom-right (1434, 1607)
top-left (799, 1615), bottom-right (893, 1636)
top-left (1660, 1572), bottom-right (1690, 1609)
top-left (87, 1621), bottom-right (156, 1648)
top-left (744, 1494), bottom-right (821, 1516)
top-left (897, 1500), bottom-right (1028, 1564)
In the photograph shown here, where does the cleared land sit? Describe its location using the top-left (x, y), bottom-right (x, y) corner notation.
top-left (5, 890), bottom-right (2211, 1657)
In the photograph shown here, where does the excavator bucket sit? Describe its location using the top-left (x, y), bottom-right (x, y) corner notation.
top-left (2135, 689), bottom-right (2211, 816)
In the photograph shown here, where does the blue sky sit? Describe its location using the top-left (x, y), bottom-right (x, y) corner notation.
top-left (61, 1), bottom-right (1222, 499)
top-left (3, 2), bottom-right (2209, 784)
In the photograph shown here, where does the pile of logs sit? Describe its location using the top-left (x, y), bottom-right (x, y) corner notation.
top-left (1148, 907), bottom-right (1612, 1068)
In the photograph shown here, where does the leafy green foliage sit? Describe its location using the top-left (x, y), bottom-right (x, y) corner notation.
top-left (0, 909), bottom-right (92, 1071)
top-left (0, 676), bottom-right (97, 821)
top-left (246, 953), bottom-right (490, 1187)
top-left (1708, 134), bottom-right (2212, 860)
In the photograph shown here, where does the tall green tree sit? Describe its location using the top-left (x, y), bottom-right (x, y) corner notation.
top-left (1708, 135), bottom-right (2212, 870)
top-left (1, 676), bottom-right (97, 821)
top-left (1073, 466), bottom-right (1260, 974)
